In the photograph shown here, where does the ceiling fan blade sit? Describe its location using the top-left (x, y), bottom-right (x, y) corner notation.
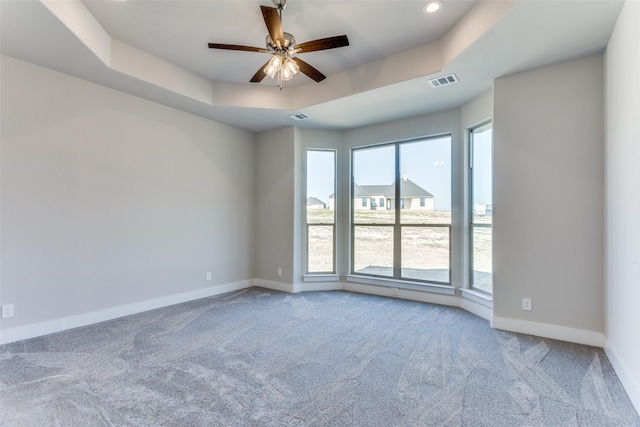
top-left (208, 43), bottom-right (265, 53)
top-left (261, 6), bottom-right (284, 47)
top-left (295, 35), bottom-right (349, 54)
top-left (292, 57), bottom-right (326, 82)
top-left (250, 60), bottom-right (272, 83)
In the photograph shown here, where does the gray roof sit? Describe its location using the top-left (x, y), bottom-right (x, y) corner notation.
top-left (354, 184), bottom-right (390, 197)
top-left (353, 179), bottom-right (433, 198)
top-left (399, 179), bottom-right (433, 198)
top-left (306, 196), bottom-right (327, 206)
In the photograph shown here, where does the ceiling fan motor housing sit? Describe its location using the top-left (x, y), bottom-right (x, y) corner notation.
top-left (273, 0), bottom-right (287, 10)
top-left (265, 33), bottom-right (296, 52)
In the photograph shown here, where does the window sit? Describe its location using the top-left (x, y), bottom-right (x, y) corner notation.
top-left (352, 136), bottom-right (451, 284)
top-left (362, 198), bottom-right (367, 207)
top-left (469, 122), bottom-right (493, 293)
top-left (379, 198), bottom-right (384, 208)
top-left (306, 150), bottom-right (336, 273)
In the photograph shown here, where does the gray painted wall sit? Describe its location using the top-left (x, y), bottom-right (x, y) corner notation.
top-left (493, 54), bottom-right (605, 332)
top-left (254, 127), bottom-right (296, 284)
top-left (0, 56), bottom-right (255, 330)
top-left (604, 0), bottom-right (640, 410)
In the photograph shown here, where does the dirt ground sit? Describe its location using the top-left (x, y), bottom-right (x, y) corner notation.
top-left (307, 209), bottom-right (492, 292)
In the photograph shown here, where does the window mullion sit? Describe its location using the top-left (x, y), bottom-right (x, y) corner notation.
top-left (394, 143), bottom-right (401, 279)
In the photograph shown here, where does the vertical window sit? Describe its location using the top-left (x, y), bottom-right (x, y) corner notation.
top-left (400, 136), bottom-right (451, 283)
top-left (352, 145), bottom-right (395, 277)
top-left (307, 150), bottom-right (336, 273)
top-left (470, 123), bottom-right (493, 293)
top-left (352, 136), bottom-right (451, 284)
top-left (379, 198), bottom-right (384, 208)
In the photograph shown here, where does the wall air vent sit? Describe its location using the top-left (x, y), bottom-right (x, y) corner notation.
top-left (289, 113), bottom-right (310, 121)
top-left (428, 73), bottom-right (458, 88)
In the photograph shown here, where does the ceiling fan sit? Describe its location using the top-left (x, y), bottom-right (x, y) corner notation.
top-left (208, 0), bottom-right (349, 89)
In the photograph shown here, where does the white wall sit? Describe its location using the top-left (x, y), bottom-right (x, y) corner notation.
top-left (492, 55), bottom-right (604, 336)
top-left (604, 0), bottom-right (640, 413)
top-left (254, 127), bottom-right (297, 285)
top-left (0, 56), bottom-right (255, 341)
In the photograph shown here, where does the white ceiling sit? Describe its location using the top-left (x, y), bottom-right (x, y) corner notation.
top-left (0, 0), bottom-right (625, 133)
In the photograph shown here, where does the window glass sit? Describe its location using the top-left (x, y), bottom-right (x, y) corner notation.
top-left (307, 150), bottom-right (336, 273)
top-left (470, 123), bottom-right (492, 292)
top-left (351, 136), bottom-right (451, 284)
top-left (353, 226), bottom-right (394, 277)
top-left (352, 145), bottom-right (395, 224)
top-left (400, 136), bottom-right (451, 225)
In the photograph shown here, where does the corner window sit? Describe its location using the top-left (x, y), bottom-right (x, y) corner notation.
top-left (469, 122), bottom-right (493, 293)
top-left (306, 150), bottom-right (336, 274)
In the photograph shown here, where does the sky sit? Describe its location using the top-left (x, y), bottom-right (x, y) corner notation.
top-left (307, 150), bottom-right (335, 205)
top-left (307, 130), bottom-right (492, 210)
top-left (471, 127), bottom-right (492, 206)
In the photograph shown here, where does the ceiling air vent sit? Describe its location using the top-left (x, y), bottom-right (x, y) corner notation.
top-left (428, 73), bottom-right (458, 88)
top-left (289, 113), bottom-right (310, 121)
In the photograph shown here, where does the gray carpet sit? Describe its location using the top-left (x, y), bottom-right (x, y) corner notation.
top-left (1, 288), bottom-right (638, 426)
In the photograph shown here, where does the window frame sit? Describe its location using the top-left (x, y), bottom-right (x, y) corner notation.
top-left (306, 149), bottom-right (337, 275)
top-left (350, 135), bottom-right (452, 286)
top-left (469, 121), bottom-right (493, 294)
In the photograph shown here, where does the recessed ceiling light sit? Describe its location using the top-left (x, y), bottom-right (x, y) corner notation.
top-left (424, 1), bottom-right (443, 14)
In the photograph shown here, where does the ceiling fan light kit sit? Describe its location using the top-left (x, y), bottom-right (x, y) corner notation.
top-left (208, 0), bottom-right (349, 89)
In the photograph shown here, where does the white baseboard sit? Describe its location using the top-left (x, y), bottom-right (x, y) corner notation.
top-left (344, 282), bottom-right (460, 308)
top-left (0, 280), bottom-right (251, 345)
top-left (252, 279), bottom-right (296, 293)
top-left (491, 315), bottom-right (605, 347)
top-left (460, 298), bottom-right (492, 321)
top-left (604, 340), bottom-right (640, 416)
top-left (296, 282), bottom-right (345, 292)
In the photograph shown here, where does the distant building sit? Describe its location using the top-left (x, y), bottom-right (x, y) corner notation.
top-left (328, 178), bottom-right (434, 211)
top-left (306, 196), bottom-right (328, 209)
top-left (473, 203), bottom-right (487, 216)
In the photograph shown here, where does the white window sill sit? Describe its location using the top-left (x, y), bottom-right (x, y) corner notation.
top-left (460, 288), bottom-right (493, 308)
top-left (303, 274), bottom-right (340, 282)
top-left (345, 275), bottom-right (455, 296)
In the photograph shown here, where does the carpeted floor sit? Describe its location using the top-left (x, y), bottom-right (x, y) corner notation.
top-left (1, 288), bottom-right (638, 426)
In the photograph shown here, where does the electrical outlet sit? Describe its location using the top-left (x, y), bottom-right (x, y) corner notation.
top-left (390, 287), bottom-right (400, 297)
top-left (2, 304), bottom-right (14, 319)
top-left (522, 298), bottom-right (532, 311)
top-left (277, 267), bottom-right (283, 277)
top-left (206, 272), bottom-right (212, 281)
